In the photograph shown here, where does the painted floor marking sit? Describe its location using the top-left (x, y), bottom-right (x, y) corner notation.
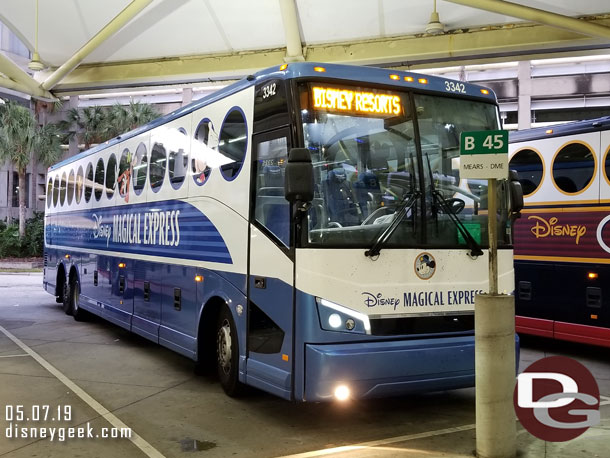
top-left (276, 424), bottom-right (476, 458)
top-left (0, 323), bottom-right (166, 458)
top-left (600, 395), bottom-right (610, 406)
top-left (0, 353), bottom-right (29, 358)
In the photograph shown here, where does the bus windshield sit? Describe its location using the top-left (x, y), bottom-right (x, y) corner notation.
top-left (299, 83), bottom-right (509, 250)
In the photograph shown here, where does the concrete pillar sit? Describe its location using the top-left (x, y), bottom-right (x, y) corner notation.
top-left (181, 88), bottom-right (193, 107)
top-left (517, 61), bottom-right (532, 130)
top-left (6, 167), bottom-right (14, 223)
top-left (0, 169), bottom-right (8, 208)
top-left (475, 294), bottom-right (516, 458)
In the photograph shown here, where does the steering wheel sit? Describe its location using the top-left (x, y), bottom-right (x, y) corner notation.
top-left (440, 198), bottom-right (465, 214)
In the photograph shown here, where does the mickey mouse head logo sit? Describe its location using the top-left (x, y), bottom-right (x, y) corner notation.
top-left (414, 253), bottom-right (436, 280)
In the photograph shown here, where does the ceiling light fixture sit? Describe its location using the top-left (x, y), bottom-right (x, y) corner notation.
top-left (425, 0), bottom-right (445, 35)
top-left (28, 0), bottom-right (46, 71)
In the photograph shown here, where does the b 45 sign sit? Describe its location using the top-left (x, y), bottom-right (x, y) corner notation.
top-left (459, 130), bottom-right (508, 179)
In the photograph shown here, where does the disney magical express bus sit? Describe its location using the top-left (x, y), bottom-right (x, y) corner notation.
top-left (510, 116), bottom-right (610, 348)
top-left (44, 62), bottom-right (521, 401)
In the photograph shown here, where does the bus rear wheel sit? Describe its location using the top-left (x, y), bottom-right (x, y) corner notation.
top-left (216, 307), bottom-right (245, 396)
top-left (62, 277), bottom-right (73, 315)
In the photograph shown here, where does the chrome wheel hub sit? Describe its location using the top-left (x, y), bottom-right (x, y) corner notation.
top-left (217, 320), bottom-right (232, 374)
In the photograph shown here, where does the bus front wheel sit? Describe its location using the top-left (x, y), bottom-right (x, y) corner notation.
top-left (216, 307), bottom-right (245, 396)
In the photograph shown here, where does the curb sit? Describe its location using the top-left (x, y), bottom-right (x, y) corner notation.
top-left (0, 271), bottom-right (43, 276)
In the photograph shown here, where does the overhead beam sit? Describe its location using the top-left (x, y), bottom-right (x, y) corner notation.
top-left (0, 13), bottom-right (35, 52)
top-left (42, 17), bottom-right (610, 94)
top-left (0, 52), bottom-right (56, 100)
top-left (278, 0), bottom-right (304, 62)
top-left (40, 0), bottom-right (153, 91)
top-left (445, 0), bottom-right (610, 40)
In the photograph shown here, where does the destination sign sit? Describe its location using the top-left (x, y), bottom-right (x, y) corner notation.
top-left (460, 130), bottom-right (509, 179)
top-left (312, 86), bottom-right (402, 116)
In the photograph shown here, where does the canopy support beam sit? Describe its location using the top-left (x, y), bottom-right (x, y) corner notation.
top-left (41, 0), bottom-right (153, 91)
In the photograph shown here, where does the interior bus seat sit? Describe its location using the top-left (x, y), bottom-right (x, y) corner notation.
top-left (323, 168), bottom-right (361, 226)
top-left (353, 171), bottom-right (381, 217)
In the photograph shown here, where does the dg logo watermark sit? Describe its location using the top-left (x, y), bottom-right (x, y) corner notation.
top-left (514, 356), bottom-right (600, 442)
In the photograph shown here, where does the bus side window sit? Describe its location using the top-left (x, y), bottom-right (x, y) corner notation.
top-left (169, 128), bottom-right (188, 189)
top-left (219, 108), bottom-right (247, 180)
top-left (254, 136), bottom-right (289, 246)
top-left (150, 142), bottom-right (167, 192)
top-left (192, 119), bottom-right (215, 185)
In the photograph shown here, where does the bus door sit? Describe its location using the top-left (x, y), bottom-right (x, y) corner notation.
top-left (131, 260), bottom-right (162, 343)
top-left (103, 256), bottom-right (133, 330)
top-left (246, 129), bottom-right (295, 400)
top-left (553, 130), bottom-right (604, 334)
top-left (598, 128), bottom-right (610, 332)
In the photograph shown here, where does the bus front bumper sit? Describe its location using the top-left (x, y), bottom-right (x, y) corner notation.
top-left (304, 335), bottom-right (479, 401)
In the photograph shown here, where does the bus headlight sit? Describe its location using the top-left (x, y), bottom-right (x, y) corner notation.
top-left (316, 298), bottom-right (371, 335)
top-left (334, 385), bottom-right (351, 401)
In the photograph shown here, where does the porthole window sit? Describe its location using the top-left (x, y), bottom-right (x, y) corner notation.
top-left (46, 177), bottom-right (53, 208)
top-left (85, 163), bottom-right (93, 202)
top-left (552, 142), bottom-right (595, 194)
top-left (192, 119), bottom-right (215, 185)
top-left (604, 146), bottom-right (610, 186)
top-left (118, 148), bottom-right (130, 198)
top-left (133, 143), bottom-right (148, 195)
top-left (168, 128), bottom-right (188, 189)
top-left (53, 175), bottom-right (59, 207)
top-left (67, 169), bottom-right (75, 205)
top-left (75, 166), bottom-right (84, 204)
top-left (150, 142), bottom-right (166, 192)
top-left (106, 153), bottom-right (117, 199)
top-left (509, 148), bottom-right (544, 196)
top-left (94, 158), bottom-right (105, 201)
top-left (59, 172), bottom-right (67, 206)
top-left (219, 108), bottom-right (247, 180)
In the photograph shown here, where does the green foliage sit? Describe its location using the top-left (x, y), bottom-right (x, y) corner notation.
top-left (59, 101), bottom-right (160, 149)
top-left (0, 212), bottom-right (45, 258)
top-left (0, 101), bottom-right (63, 237)
top-left (0, 101), bottom-right (37, 172)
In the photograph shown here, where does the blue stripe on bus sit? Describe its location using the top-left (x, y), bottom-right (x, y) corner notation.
top-left (45, 200), bottom-right (233, 264)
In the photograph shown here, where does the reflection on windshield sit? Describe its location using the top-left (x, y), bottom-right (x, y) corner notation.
top-left (300, 85), bottom-right (510, 250)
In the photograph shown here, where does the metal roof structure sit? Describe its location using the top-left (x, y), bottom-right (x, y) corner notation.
top-left (1, 0), bottom-right (610, 100)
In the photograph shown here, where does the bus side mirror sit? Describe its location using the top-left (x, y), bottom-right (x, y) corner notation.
top-left (508, 169), bottom-right (523, 218)
top-left (284, 148), bottom-right (314, 204)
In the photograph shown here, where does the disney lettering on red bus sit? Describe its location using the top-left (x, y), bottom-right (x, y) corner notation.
top-left (529, 215), bottom-right (586, 244)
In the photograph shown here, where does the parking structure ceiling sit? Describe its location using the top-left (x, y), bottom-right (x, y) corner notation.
top-left (1, 0), bottom-right (610, 99)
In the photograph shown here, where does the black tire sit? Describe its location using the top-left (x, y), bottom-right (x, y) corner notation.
top-left (62, 277), bottom-right (73, 315)
top-left (71, 279), bottom-right (88, 321)
top-left (216, 307), bottom-right (246, 396)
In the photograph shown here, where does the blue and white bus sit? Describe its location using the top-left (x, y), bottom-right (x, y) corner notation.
top-left (43, 62), bottom-right (519, 401)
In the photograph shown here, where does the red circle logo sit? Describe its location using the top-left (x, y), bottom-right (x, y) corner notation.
top-left (514, 356), bottom-right (600, 442)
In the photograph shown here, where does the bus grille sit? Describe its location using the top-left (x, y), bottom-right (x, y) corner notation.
top-left (370, 314), bottom-right (474, 336)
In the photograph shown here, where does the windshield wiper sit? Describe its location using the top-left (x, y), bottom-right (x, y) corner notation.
top-left (425, 155), bottom-right (483, 257)
top-left (364, 191), bottom-right (420, 258)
